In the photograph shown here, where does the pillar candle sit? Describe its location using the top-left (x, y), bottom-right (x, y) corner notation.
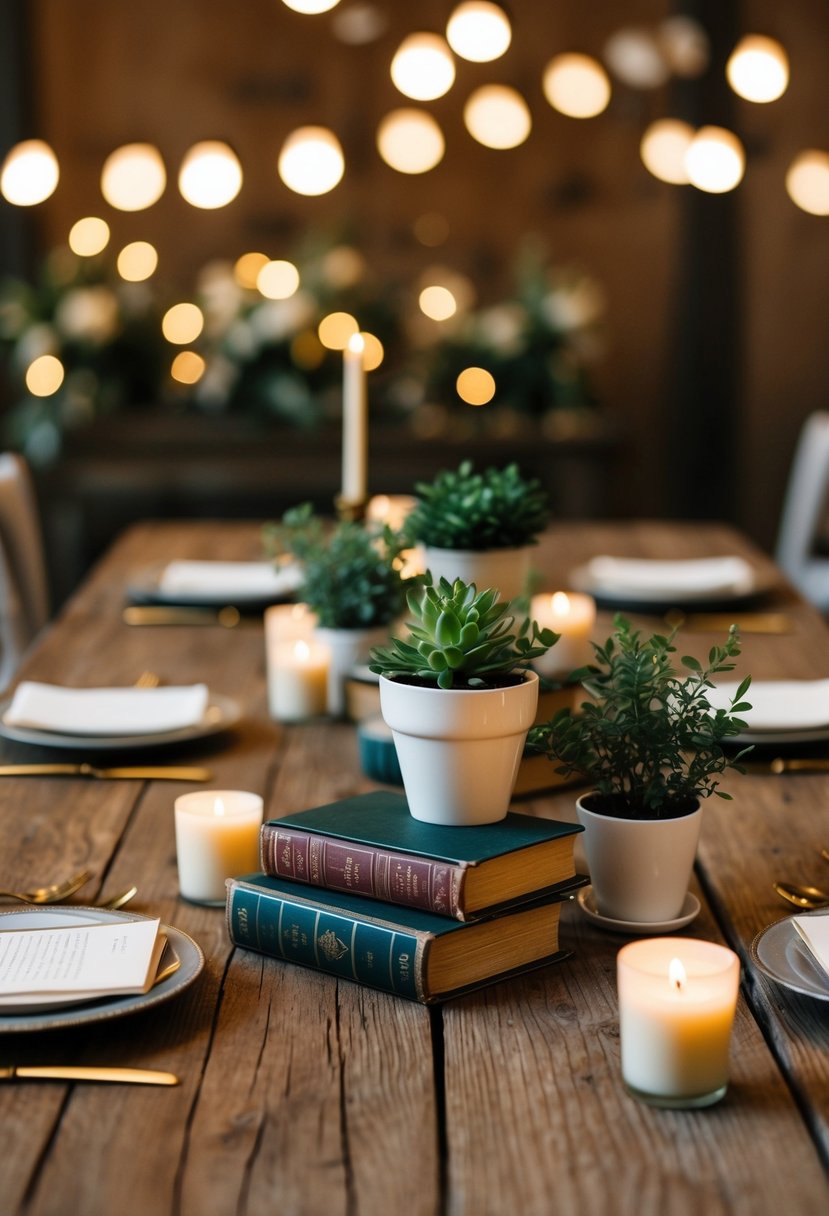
top-left (268, 638), bottom-right (329, 722)
top-left (530, 590), bottom-right (596, 678)
top-left (617, 937), bottom-right (740, 1108)
top-left (174, 790), bottom-right (264, 905)
top-left (265, 602), bottom-right (317, 648)
top-left (342, 332), bottom-right (367, 504)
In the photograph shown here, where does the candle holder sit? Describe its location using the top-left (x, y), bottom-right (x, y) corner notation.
top-left (335, 493), bottom-right (367, 523)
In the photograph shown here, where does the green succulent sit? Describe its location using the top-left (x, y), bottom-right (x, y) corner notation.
top-left (528, 615), bottom-right (752, 819)
top-left (369, 576), bottom-right (557, 690)
top-left (404, 461), bottom-right (551, 551)
top-left (264, 503), bottom-right (410, 629)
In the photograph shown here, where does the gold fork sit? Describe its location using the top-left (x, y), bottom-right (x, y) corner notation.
top-left (0, 869), bottom-right (92, 905)
top-left (134, 671), bottom-right (161, 688)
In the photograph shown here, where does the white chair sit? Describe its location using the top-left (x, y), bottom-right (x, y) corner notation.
top-left (775, 412), bottom-right (829, 609)
top-left (0, 453), bottom-right (50, 689)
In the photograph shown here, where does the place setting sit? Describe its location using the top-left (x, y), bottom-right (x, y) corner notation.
top-left (568, 553), bottom-right (780, 616)
top-left (124, 557), bottom-right (303, 625)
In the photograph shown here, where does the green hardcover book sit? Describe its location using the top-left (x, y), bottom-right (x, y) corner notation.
top-left (226, 872), bottom-right (584, 1004)
top-left (260, 791), bottom-right (582, 921)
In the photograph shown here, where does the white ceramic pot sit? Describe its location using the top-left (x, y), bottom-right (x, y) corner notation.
top-left (314, 624), bottom-right (391, 718)
top-left (576, 794), bottom-right (702, 923)
top-left (379, 670), bottom-right (539, 826)
top-left (422, 545), bottom-right (533, 604)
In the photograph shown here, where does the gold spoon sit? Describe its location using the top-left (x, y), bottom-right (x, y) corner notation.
top-left (773, 880), bottom-right (829, 910)
top-left (98, 886), bottom-right (138, 911)
top-left (0, 869), bottom-right (92, 905)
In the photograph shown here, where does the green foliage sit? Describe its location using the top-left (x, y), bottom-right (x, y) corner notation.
top-left (528, 615), bottom-right (752, 819)
top-left (265, 504), bottom-right (409, 629)
top-left (369, 575), bottom-right (557, 690)
top-left (404, 461), bottom-right (551, 552)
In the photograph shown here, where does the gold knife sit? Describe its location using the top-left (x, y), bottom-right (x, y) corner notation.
top-left (123, 606), bottom-right (244, 628)
top-left (0, 764), bottom-right (212, 781)
top-left (0, 1066), bottom-right (179, 1085)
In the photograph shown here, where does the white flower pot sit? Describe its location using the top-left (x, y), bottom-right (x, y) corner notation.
top-left (379, 670), bottom-right (539, 826)
top-left (576, 794), bottom-right (702, 923)
top-left (314, 624), bottom-right (391, 718)
top-left (422, 545), bottom-right (533, 604)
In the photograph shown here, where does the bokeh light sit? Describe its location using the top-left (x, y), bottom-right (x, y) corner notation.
top-left (726, 35), bottom-right (789, 103)
top-left (318, 311), bottom-right (359, 350)
top-left (361, 332), bottom-right (384, 371)
top-left (464, 85), bottom-right (531, 149)
top-left (282, 0), bottom-right (341, 12)
top-left (257, 259), bottom-right (300, 299)
top-left (1, 140), bottom-right (59, 205)
top-left (685, 126), bottom-right (745, 193)
top-left (391, 33), bottom-right (456, 101)
top-left (68, 216), bottom-right (110, 256)
top-left (171, 351), bottom-right (206, 384)
top-left (640, 119), bottom-right (694, 185)
top-left (786, 151), bottom-right (829, 216)
top-left (278, 126), bottom-right (344, 195)
top-left (419, 285), bottom-right (457, 321)
top-left (162, 302), bottom-right (205, 345)
top-left (234, 251), bottom-right (270, 289)
top-left (178, 141), bottom-right (243, 208)
top-left (446, 3), bottom-right (511, 63)
top-left (456, 366), bottom-right (496, 405)
top-left (26, 355), bottom-right (65, 397)
top-left (542, 54), bottom-right (611, 119)
top-left (377, 109), bottom-right (444, 173)
top-left (116, 241), bottom-right (158, 282)
top-left (101, 143), bottom-right (166, 211)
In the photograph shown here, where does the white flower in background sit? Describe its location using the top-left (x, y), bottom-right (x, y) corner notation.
top-left (54, 286), bottom-right (119, 343)
top-left (194, 354), bottom-right (240, 409)
top-left (474, 303), bottom-right (526, 354)
top-left (542, 278), bottom-right (606, 332)
top-left (225, 318), bottom-right (258, 360)
top-left (321, 245), bottom-right (366, 289)
top-left (14, 322), bottom-right (58, 369)
top-left (249, 292), bottom-right (315, 343)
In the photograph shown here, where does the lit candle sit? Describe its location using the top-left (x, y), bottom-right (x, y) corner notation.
top-left (617, 938), bottom-right (740, 1108)
top-left (366, 493), bottom-right (418, 532)
top-left (342, 332), bottom-right (367, 504)
top-left (174, 790), bottom-right (264, 905)
top-left (267, 638), bottom-right (330, 722)
top-left (530, 590), bottom-right (596, 678)
top-left (265, 602), bottom-right (317, 648)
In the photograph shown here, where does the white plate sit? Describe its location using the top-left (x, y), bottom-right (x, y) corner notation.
top-left (0, 691), bottom-right (242, 752)
top-left (577, 885), bottom-right (701, 934)
top-left (751, 914), bottom-right (829, 1001)
top-left (568, 562), bottom-right (775, 610)
top-left (729, 725), bottom-right (829, 746)
top-left (128, 561), bottom-right (301, 608)
top-left (0, 907), bottom-right (204, 1031)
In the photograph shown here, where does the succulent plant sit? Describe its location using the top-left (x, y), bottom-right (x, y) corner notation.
top-left (404, 461), bottom-right (551, 552)
top-left (369, 576), bottom-right (557, 690)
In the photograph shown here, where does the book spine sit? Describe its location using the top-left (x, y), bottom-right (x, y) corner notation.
top-left (227, 880), bottom-right (428, 1002)
top-left (260, 823), bottom-right (467, 919)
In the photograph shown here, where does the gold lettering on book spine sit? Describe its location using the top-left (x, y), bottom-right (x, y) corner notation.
top-left (319, 928), bottom-right (349, 962)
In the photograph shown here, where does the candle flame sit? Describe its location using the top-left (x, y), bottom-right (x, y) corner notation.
top-left (214, 797), bottom-right (226, 819)
top-left (347, 331), bottom-right (365, 354)
top-left (668, 958), bottom-right (686, 991)
top-left (294, 639), bottom-right (311, 662)
top-left (551, 591), bottom-right (571, 616)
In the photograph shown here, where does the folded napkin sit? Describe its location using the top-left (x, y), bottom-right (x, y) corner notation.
top-left (584, 555), bottom-right (754, 596)
top-left (707, 679), bottom-right (829, 732)
top-left (4, 682), bottom-right (210, 736)
top-left (158, 560), bottom-right (302, 600)
top-left (793, 914), bottom-right (829, 979)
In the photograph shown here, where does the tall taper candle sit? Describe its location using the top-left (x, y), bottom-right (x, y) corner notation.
top-left (342, 332), bottom-right (367, 504)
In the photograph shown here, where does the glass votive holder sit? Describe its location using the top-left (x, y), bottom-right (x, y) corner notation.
top-left (530, 590), bottom-right (596, 679)
top-left (268, 638), bottom-right (330, 721)
top-left (617, 937), bottom-right (740, 1109)
top-left (174, 790), bottom-right (264, 906)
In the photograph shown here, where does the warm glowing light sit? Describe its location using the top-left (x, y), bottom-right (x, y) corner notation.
top-left (456, 366), bottom-right (495, 405)
top-left (68, 216), bottom-right (110, 256)
top-left (551, 591), bottom-right (572, 617)
top-left (640, 119), bottom-right (694, 185)
top-left (1, 140), bottom-right (59, 205)
top-left (178, 141), bottom-right (243, 208)
top-left (26, 355), bottom-right (64, 397)
top-left (542, 53), bottom-right (611, 119)
top-left (668, 958), bottom-right (687, 991)
top-left (278, 126), bottom-right (344, 195)
top-left (360, 332), bottom-right (384, 371)
top-left (786, 151), bottom-right (829, 216)
top-left (726, 34), bottom-right (789, 104)
top-left (347, 332), bottom-right (365, 357)
top-left (377, 109), bottom-right (444, 173)
top-left (257, 259), bottom-right (300, 300)
top-left (419, 285), bottom-right (457, 321)
top-left (685, 126), bottom-right (745, 193)
top-left (464, 85), bottom-right (531, 149)
top-left (282, 0), bottom-right (340, 12)
top-left (391, 33), bottom-right (456, 101)
top-left (116, 241), bottom-right (158, 282)
top-left (162, 302), bottom-right (204, 345)
top-left (234, 251), bottom-right (270, 289)
top-left (318, 311), bottom-right (359, 350)
top-left (446, 2), bottom-right (511, 63)
top-left (214, 797), bottom-right (227, 818)
top-left (658, 16), bottom-right (710, 79)
top-left (171, 351), bottom-right (206, 384)
top-left (101, 143), bottom-right (166, 211)
top-left (603, 27), bottom-right (669, 89)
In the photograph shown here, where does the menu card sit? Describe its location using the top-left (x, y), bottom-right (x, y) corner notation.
top-left (793, 914), bottom-right (829, 978)
top-left (0, 918), bottom-right (166, 1006)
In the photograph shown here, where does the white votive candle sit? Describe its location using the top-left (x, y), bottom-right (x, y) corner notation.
top-left (265, 602), bottom-right (317, 648)
top-left (617, 938), bottom-right (740, 1108)
top-left (531, 590), bottom-right (596, 679)
top-left (268, 638), bottom-right (329, 722)
top-left (175, 790), bottom-right (264, 905)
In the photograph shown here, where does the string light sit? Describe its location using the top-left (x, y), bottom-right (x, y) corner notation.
top-left (278, 126), bottom-right (344, 195)
top-left (446, 3), bottom-right (511, 63)
top-left (543, 54), bottom-right (611, 119)
top-left (68, 216), bottom-right (110, 256)
top-left (1, 140), bottom-right (59, 205)
top-left (391, 33), bottom-right (455, 101)
top-left (178, 141), bottom-right (243, 208)
top-left (726, 35), bottom-right (789, 103)
top-left (640, 119), bottom-right (694, 185)
top-left (786, 151), bottom-right (829, 216)
top-left (685, 126), bottom-right (745, 193)
top-left (377, 110), bottom-right (444, 173)
top-left (464, 85), bottom-right (531, 149)
top-left (101, 143), bottom-right (166, 211)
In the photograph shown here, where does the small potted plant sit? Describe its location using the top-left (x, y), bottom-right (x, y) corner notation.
top-left (369, 576), bottom-right (557, 825)
top-left (528, 615), bottom-right (751, 923)
top-left (266, 504), bottom-right (411, 716)
top-left (404, 461), bottom-right (551, 603)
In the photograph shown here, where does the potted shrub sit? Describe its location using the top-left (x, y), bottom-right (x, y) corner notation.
top-left (528, 615), bottom-right (751, 923)
top-left (266, 504), bottom-right (411, 716)
top-left (404, 461), bottom-right (551, 603)
top-left (369, 576), bottom-right (557, 825)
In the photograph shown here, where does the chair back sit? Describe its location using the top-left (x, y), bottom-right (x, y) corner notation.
top-left (775, 412), bottom-right (829, 608)
top-left (0, 454), bottom-right (50, 688)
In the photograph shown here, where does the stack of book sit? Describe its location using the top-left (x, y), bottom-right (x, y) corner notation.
top-left (226, 791), bottom-right (585, 1004)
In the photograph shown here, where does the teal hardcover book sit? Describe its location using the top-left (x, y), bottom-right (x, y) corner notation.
top-left (226, 872), bottom-right (583, 1004)
top-left (260, 791), bottom-right (582, 920)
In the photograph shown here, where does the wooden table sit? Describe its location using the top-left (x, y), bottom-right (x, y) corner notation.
top-left (1, 519), bottom-right (828, 1216)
